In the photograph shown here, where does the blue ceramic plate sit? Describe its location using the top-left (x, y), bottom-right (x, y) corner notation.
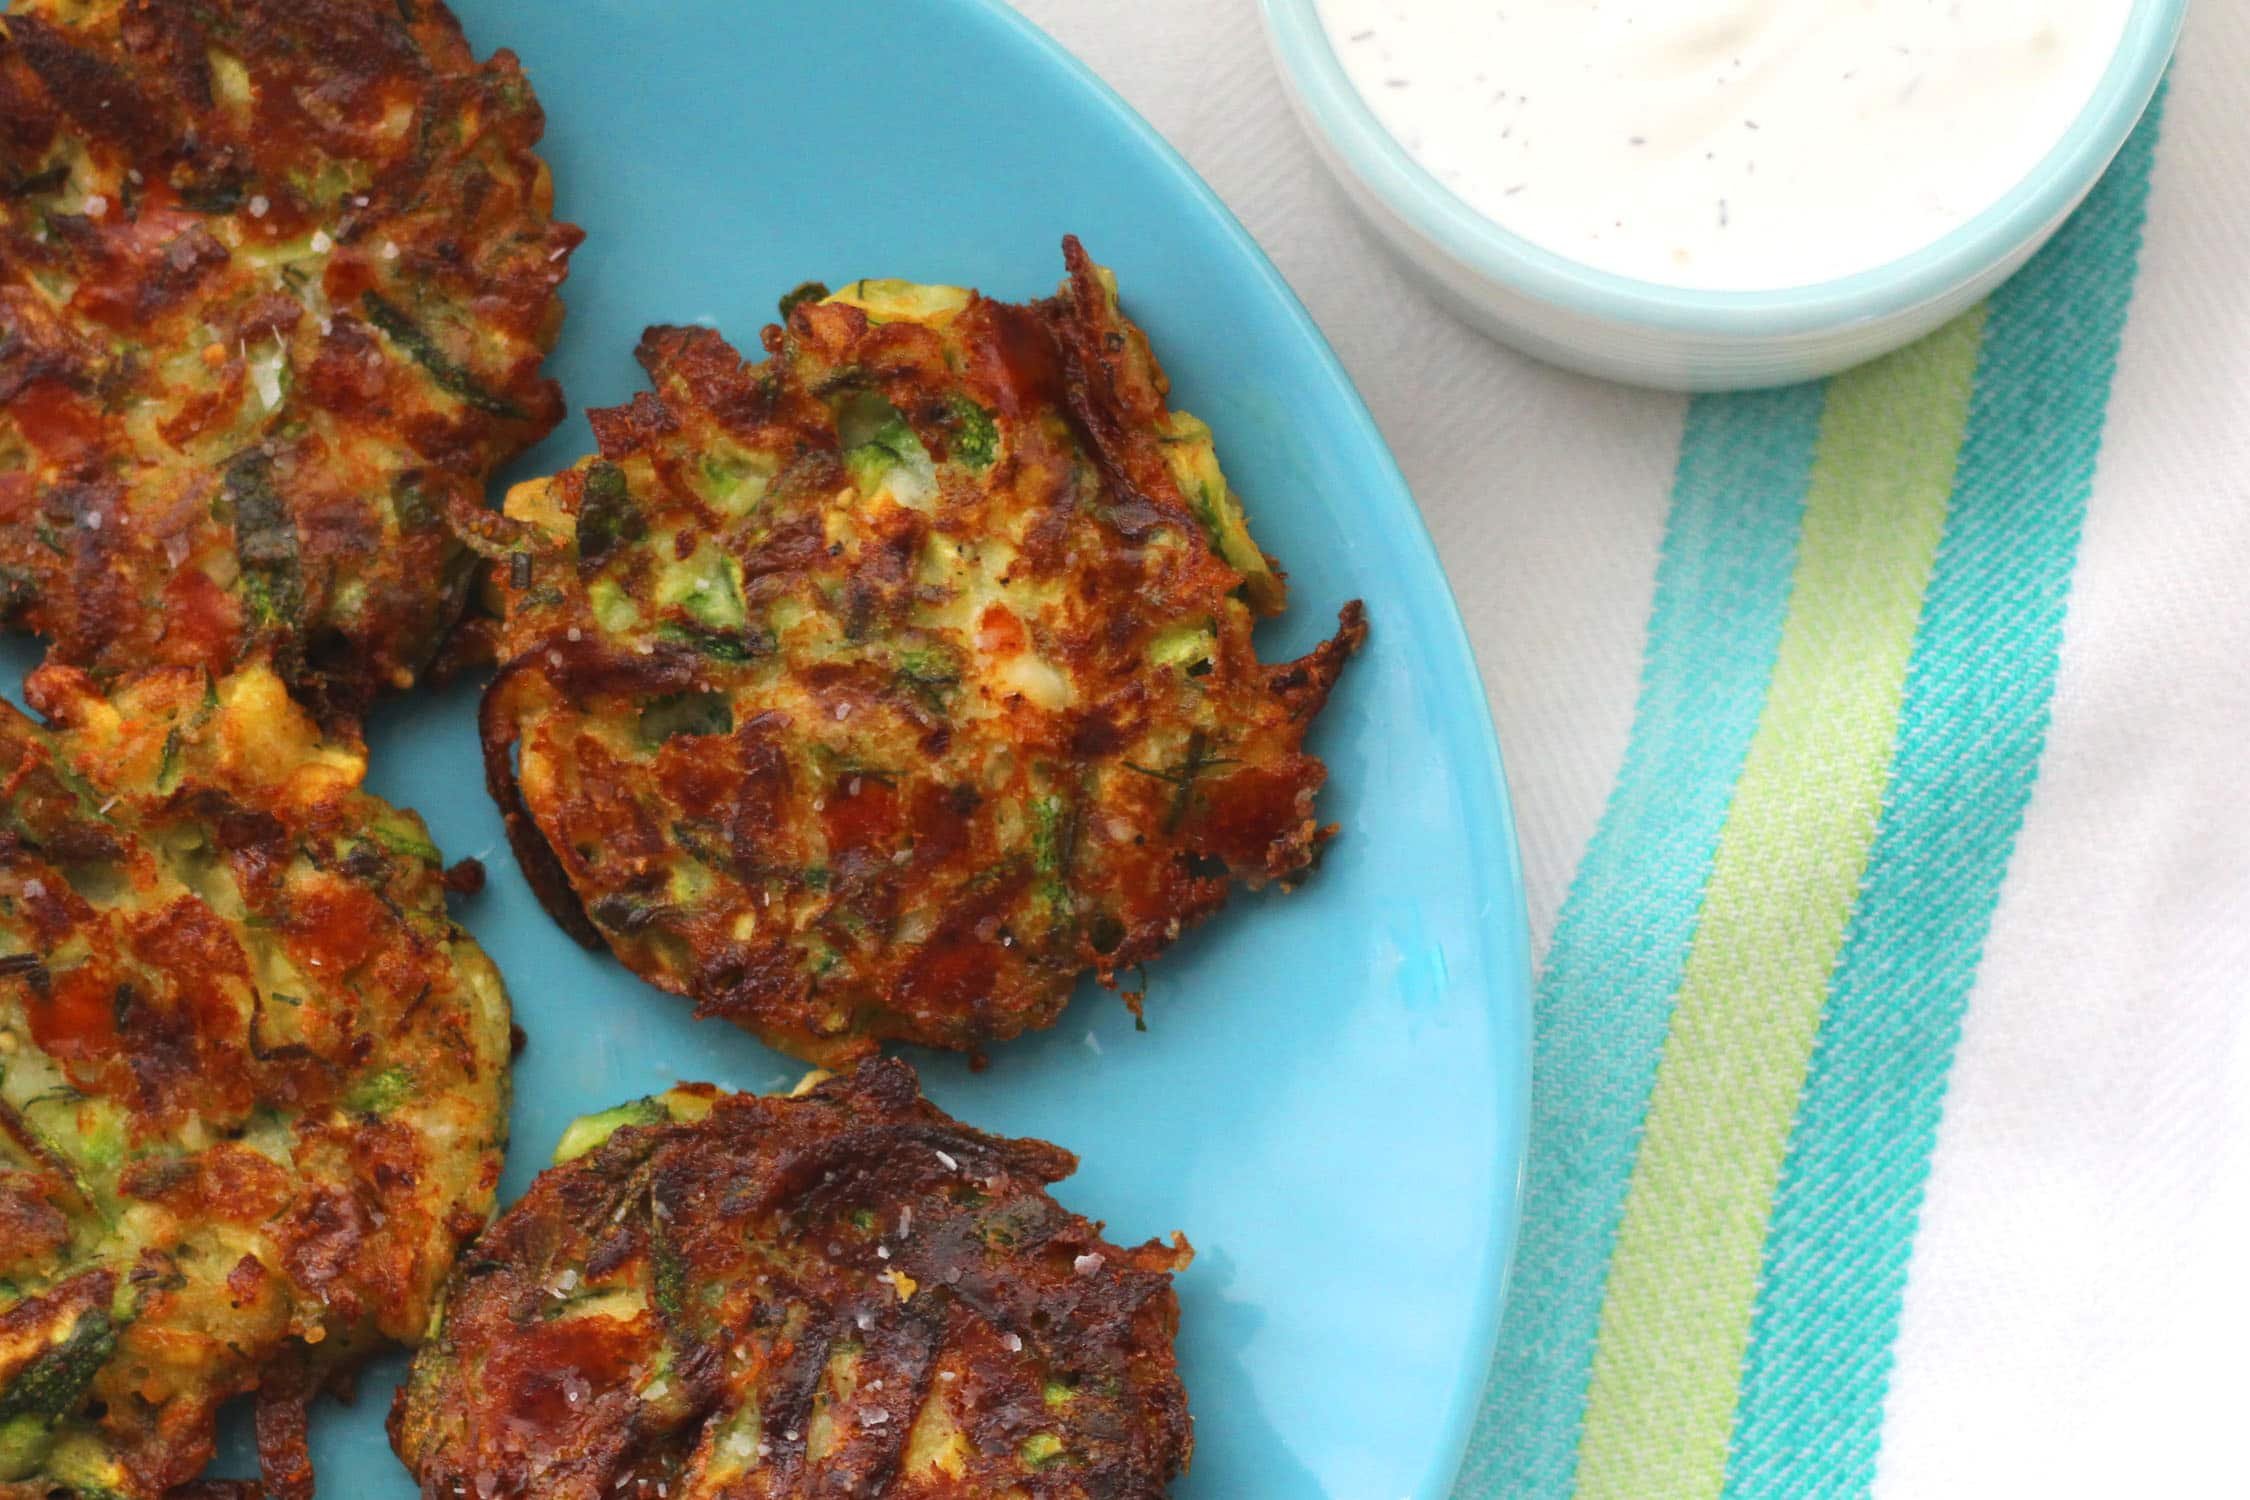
top-left (2, 1), bottom-right (1529, 1493)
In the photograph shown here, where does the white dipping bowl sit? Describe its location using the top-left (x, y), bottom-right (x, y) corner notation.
top-left (1262, 0), bottom-right (2187, 391)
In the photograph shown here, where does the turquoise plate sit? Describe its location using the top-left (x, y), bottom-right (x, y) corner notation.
top-left (2, 0), bottom-right (1530, 1493)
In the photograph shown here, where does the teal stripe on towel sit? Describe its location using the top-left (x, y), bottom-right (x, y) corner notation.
top-left (1723, 91), bottom-right (2169, 1500)
top-left (1457, 384), bottom-right (1826, 1499)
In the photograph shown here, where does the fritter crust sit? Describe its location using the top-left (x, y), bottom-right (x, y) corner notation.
top-left (391, 1059), bottom-right (1194, 1500)
top-left (0, 0), bottom-right (579, 721)
top-left (0, 661), bottom-right (514, 1497)
top-left (481, 239), bottom-right (1365, 1064)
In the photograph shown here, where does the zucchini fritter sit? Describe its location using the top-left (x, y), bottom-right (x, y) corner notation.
top-left (482, 239), bottom-right (1365, 1064)
top-left (392, 1059), bottom-right (1194, 1500)
top-left (0, 0), bottom-right (579, 720)
top-left (0, 662), bottom-right (513, 1497)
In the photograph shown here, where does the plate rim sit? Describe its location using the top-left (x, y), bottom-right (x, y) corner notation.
top-left (966, 1), bottom-right (1533, 1490)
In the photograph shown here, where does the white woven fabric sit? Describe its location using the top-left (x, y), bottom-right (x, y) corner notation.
top-left (1009, 2), bottom-right (2250, 1493)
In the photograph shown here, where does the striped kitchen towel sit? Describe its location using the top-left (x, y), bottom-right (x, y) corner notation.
top-left (1457, 86), bottom-right (2215, 1500)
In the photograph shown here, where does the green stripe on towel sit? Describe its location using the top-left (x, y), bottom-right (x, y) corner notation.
top-left (1722, 93), bottom-right (2168, 1500)
top-left (1572, 310), bottom-right (1987, 1500)
top-left (1459, 389), bottom-right (1825, 1500)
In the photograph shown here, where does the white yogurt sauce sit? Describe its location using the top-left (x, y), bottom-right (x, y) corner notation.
top-left (1319, 0), bottom-right (2135, 289)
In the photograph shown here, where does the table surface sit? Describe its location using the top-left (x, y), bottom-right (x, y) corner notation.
top-left (1010, 1), bottom-right (2250, 1494)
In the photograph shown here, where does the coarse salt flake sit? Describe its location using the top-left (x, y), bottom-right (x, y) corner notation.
top-left (309, 229), bottom-right (334, 253)
top-left (1000, 1332), bottom-right (1023, 1353)
top-left (934, 1149), bottom-right (958, 1172)
top-left (1074, 1252), bottom-right (1105, 1275)
top-left (83, 195), bottom-right (108, 218)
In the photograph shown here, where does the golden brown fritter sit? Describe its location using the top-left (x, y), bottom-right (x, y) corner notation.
top-left (0, 661), bottom-right (513, 1498)
top-left (391, 1059), bottom-right (1193, 1500)
top-left (0, 0), bottom-right (578, 722)
top-left (481, 239), bottom-right (1365, 1065)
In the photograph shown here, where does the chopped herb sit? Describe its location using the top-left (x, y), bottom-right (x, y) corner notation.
top-left (0, 1309), bottom-right (113, 1420)
top-left (589, 899), bottom-right (657, 931)
top-left (944, 396), bottom-right (998, 470)
top-left (1, 163), bottom-right (70, 201)
top-left (175, 175), bottom-right (246, 215)
top-left (390, 472), bottom-right (442, 534)
top-left (638, 691), bottom-right (733, 748)
top-left (360, 291), bottom-right (527, 419)
top-left (156, 727), bottom-right (182, 789)
top-left (343, 1065), bottom-right (414, 1116)
top-left (574, 462), bottom-right (644, 571)
top-left (1122, 730), bottom-right (1237, 832)
top-left (669, 820), bottom-right (737, 872)
top-left (810, 745), bottom-right (897, 786)
top-left (657, 621), bottom-right (770, 663)
top-left (224, 451), bottom-right (300, 631)
top-left (649, 1219), bottom-right (689, 1322)
top-left (369, 822), bottom-right (443, 865)
top-left (1030, 792), bottom-right (1080, 921)
top-left (777, 281), bottom-right (830, 322)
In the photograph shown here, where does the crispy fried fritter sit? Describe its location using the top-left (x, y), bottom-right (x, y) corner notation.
top-left (481, 239), bottom-right (1365, 1065)
top-left (0, 662), bottom-right (514, 1498)
top-left (0, 0), bottom-right (578, 721)
top-left (391, 1059), bottom-right (1193, 1500)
